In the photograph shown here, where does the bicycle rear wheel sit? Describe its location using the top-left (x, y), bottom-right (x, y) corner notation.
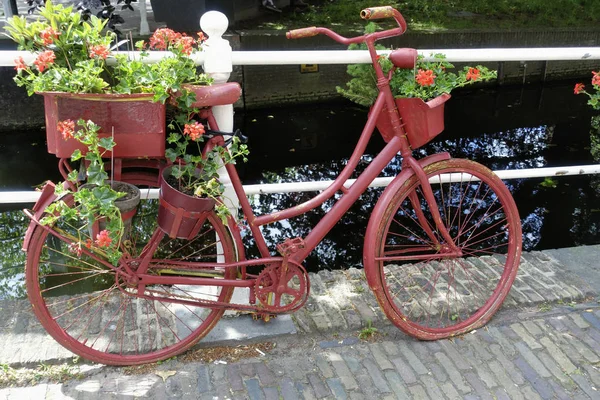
top-left (365, 159), bottom-right (521, 339)
top-left (25, 197), bottom-right (238, 365)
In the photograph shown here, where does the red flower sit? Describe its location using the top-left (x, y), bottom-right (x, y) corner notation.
top-left (39, 27), bottom-right (60, 46)
top-left (574, 83), bottom-right (585, 94)
top-left (177, 35), bottom-right (195, 56)
top-left (89, 44), bottom-right (110, 60)
top-left (466, 67), bottom-right (480, 81)
top-left (183, 121), bottom-right (205, 141)
top-left (85, 239), bottom-right (93, 249)
top-left (415, 69), bottom-right (436, 86)
top-left (197, 31), bottom-right (206, 43)
top-left (592, 71), bottom-right (600, 87)
top-left (14, 56), bottom-right (27, 72)
top-left (149, 28), bottom-right (180, 50)
top-left (33, 50), bottom-right (56, 73)
top-left (95, 230), bottom-right (112, 248)
top-left (57, 119), bottom-right (75, 140)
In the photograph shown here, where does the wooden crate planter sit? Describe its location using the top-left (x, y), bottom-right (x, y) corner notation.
top-left (40, 92), bottom-right (166, 159)
top-left (375, 93), bottom-right (451, 149)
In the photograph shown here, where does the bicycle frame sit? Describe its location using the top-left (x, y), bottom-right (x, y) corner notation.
top-left (199, 29), bottom-right (459, 271)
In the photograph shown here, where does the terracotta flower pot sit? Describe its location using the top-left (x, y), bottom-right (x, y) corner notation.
top-left (39, 92), bottom-right (166, 159)
top-left (158, 166), bottom-right (216, 240)
top-left (373, 93), bottom-right (451, 149)
top-left (81, 181), bottom-right (141, 240)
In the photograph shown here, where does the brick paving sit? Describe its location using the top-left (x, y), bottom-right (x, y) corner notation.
top-left (3, 305), bottom-right (600, 399)
top-left (0, 246), bottom-right (599, 398)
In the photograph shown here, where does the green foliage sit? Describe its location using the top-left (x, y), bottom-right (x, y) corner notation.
top-left (358, 320), bottom-right (378, 340)
top-left (286, 0), bottom-right (600, 29)
top-left (5, 2), bottom-right (211, 98)
top-left (336, 24), bottom-right (497, 107)
top-left (290, 0), bottom-right (401, 27)
top-left (539, 177), bottom-right (558, 188)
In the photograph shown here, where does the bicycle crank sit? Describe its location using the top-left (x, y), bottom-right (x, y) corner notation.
top-left (254, 262), bottom-right (309, 313)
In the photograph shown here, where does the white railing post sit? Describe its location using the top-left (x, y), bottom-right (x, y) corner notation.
top-left (199, 11), bottom-right (240, 220)
top-left (139, 0), bottom-right (150, 36)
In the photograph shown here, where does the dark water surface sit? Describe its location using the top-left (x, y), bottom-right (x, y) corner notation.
top-left (0, 80), bottom-right (599, 298)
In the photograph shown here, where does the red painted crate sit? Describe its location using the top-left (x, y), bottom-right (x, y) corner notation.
top-left (375, 93), bottom-right (450, 149)
top-left (40, 92), bottom-right (166, 159)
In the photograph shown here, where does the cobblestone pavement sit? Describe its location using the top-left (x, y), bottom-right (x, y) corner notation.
top-left (3, 303), bottom-right (600, 399)
top-left (0, 246), bottom-right (599, 399)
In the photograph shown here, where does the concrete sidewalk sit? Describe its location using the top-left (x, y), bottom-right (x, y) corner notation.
top-left (0, 245), bottom-right (599, 399)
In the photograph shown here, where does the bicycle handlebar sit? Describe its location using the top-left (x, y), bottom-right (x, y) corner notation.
top-left (286, 27), bottom-right (319, 40)
top-left (286, 6), bottom-right (407, 44)
top-left (360, 6), bottom-right (407, 34)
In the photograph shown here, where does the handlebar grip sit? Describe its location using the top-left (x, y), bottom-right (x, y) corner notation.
top-left (360, 6), bottom-right (395, 20)
top-left (286, 27), bottom-right (319, 39)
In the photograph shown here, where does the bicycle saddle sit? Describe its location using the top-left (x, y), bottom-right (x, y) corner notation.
top-left (188, 82), bottom-right (242, 108)
top-left (389, 48), bottom-right (418, 69)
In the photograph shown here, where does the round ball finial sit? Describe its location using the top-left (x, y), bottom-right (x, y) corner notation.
top-left (200, 11), bottom-right (229, 38)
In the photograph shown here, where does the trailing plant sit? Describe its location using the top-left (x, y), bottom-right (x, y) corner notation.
top-left (41, 119), bottom-right (127, 265)
top-left (336, 23), bottom-right (497, 107)
top-left (165, 93), bottom-right (249, 223)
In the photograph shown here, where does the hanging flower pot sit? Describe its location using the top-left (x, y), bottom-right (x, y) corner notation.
top-left (81, 181), bottom-right (141, 240)
top-left (40, 92), bottom-right (166, 159)
top-left (158, 166), bottom-right (216, 240)
top-left (373, 93), bottom-right (450, 149)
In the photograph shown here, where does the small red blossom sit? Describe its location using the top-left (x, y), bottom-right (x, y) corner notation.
top-left (592, 71), bottom-right (600, 86)
top-left (574, 83), bottom-right (585, 94)
top-left (89, 44), bottom-right (110, 60)
top-left (14, 56), bottom-right (27, 72)
top-left (33, 50), bottom-right (56, 73)
top-left (149, 28), bottom-right (181, 50)
top-left (57, 119), bottom-right (76, 140)
top-left (68, 242), bottom-right (83, 257)
top-left (415, 69), bottom-right (436, 87)
top-left (95, 230), bottom-right (112, 248)
top-left (39, 27), bottom-right (61, 46)
top-left (183, 121), bottom-right (205, 141)
top-left (177, 35), bottom-right (195, 56)
top-left (466, 67), bottom-right (480, 81)
top-left (85, 239), bottom-right (93, 249)
top-left (197, 31), bottom-right (206, 43)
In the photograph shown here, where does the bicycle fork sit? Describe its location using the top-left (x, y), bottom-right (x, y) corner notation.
top-left (404, 156), bottom-right (462, 256)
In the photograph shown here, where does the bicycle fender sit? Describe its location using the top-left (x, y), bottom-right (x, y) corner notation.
top-left (22, 181), bottom-right (59, 252)
top-left (363, 152), bottom-right (451, 290)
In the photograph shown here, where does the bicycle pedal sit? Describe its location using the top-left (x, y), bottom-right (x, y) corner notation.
top-left (252, 312), bottom-right (277, 322)
top-left (277, 237), bottom-right (305, 256)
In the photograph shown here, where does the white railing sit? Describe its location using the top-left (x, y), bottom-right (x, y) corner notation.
top-left (3, 47), bottom-right (600, 67)
top-left (2, 165), bottom-right (600, 204)
top-left (0, 10), bottom-right (598, 206)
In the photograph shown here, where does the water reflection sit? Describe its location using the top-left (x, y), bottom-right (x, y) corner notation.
top-left (1, 81), bottom-right (599, 298)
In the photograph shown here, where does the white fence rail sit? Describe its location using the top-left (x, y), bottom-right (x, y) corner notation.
top-left (3, 47), bottom-right (600, 67)
top-left (2, 165), bottom-right (600, 204)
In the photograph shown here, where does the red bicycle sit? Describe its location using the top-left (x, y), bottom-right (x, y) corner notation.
top-left (22, 6), bottom-right (522, 365)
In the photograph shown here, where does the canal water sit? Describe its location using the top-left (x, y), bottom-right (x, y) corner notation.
top-left (0, 79), bottom-right (599, 298)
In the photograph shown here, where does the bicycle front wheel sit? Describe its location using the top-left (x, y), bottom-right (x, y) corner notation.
top-left (25, 197), bottom-right (238, 365)
top-left (366, 159), bottom-right (521, 340)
